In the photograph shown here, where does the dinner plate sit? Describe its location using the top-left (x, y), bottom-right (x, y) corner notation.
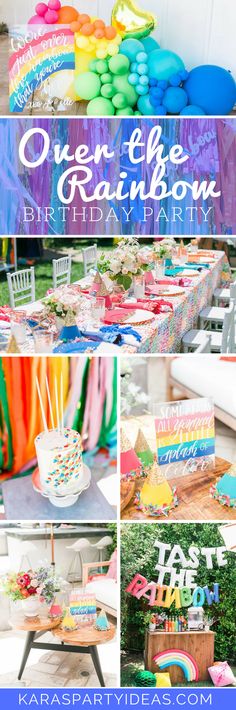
top-left (118, 309), bottom-right (155, 325)
top-left (147, 285), bottom-right (185, 297)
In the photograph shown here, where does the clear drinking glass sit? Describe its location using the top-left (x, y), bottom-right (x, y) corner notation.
top-left (33, 330), bottom-right (54, 353)
top-left (93, 297), bottom-right (105, 327)
top-left (10, 317), bottom-right (27, 346)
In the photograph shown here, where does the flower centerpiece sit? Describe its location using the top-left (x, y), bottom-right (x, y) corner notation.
top-left (98, 238), bottom-right (147, 292)
top-left (152, 238), bottom-right (176, 260)
top-left (3, 565), bottom-right (65, 618)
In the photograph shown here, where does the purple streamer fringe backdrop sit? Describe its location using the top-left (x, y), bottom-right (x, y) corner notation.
top-left (0, 117), bottom-right (236, 236)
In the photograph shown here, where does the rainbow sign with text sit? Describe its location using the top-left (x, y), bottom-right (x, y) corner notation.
top-left (9, 26), bottom-right (75, 113)
top-left (154, 398), bottom-right (215, 478)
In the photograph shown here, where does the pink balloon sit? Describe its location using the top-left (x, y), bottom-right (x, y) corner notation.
top-left (48, 0), bottom-right (61, 9)
top-left (44, 9), bottom-right (59, 23)
top-left (28, 14), bottom-right (46, 25)
top-left (35, 2), bottom-right (48, 16)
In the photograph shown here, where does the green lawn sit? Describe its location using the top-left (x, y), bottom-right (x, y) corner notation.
top-left (121, 653), bottom-right (236, 688)
top-left (0, 260), bottom-right (85, 307)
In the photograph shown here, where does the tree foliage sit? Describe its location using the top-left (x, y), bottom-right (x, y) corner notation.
top-left (121, 523), bottom-right (236, 661)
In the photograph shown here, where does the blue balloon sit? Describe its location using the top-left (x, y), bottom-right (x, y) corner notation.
top-left (141, 37), bottom-right (160, 54)
top-left (180, 104), bottom-right (206, 115)
top-left (120, 38), bottom-right (144, 63)
top-left (149, 78), bottom-right (158, 87)
top-left (158, 80), bottom-right (168, 90)
top-left (163, 87), bottom-right (188, 114)
top-left (184, 65), bottom-right (236, 115)
top-left (148, 49), bottom-right (185, 81)
top-left (169, 73), bottom-right (182, 87)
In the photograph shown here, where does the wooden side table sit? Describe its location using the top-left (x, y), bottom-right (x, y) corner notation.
top-left (145, 630), bottom-right (215, 684)
top-left (12, 614), bottom-right (115, 687)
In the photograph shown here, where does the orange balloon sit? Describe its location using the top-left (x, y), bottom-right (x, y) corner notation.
top-left (105, 26), bottom-right (117, 39)
top-left (80, 22), bottom-right (95, 36)
top-left (79, 13), bottom-right (91, 25)
top-left (94, 19), bottom-right (105, 29)
top-left (70, 20), bottom-right (81, 32)
top-left (57, 6), bottom-right (79, 24)
top-left (94, 28), bottom-right (105, 39)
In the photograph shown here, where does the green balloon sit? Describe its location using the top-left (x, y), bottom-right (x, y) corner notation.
top-left (112, 92), bottom-right (128, 109)
top-left (101, 72), bottom-right (113, 84)
top-left (74, 72), bottom-right (101, 101)
top-left (101, 84), bottom-right (116, 99)
top-left (116, 107), bottom-right (134, 115)
top-left (108, 54), bottom-right (130, 76)
top-left (96, 59), bottom-right (109, 74)
top-left (134, 110), bottom-right (142, 115)
top-left (87, 97), bottom-right (115, 116)
top-left (113, 74), bottom-right (138, 107)
top-left (89, 59), bottom-right (98, 72)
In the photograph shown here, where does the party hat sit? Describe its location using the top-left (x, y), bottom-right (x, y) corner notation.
top-left (49, 601), bottom-right (62, 619)
top-left (213, 464), bottom-right (236, 502)
top-left (59, 308), bottom-right (81, 342)
top-left (134, 429), bottom-right (154, 469)
top-left (120, 429), bottom-right (142, 480)
top-left (61, 609), bottom-right (77, 631)
top-left (138, 459), bottom-right (175, 510)
top-left (6, 335), bottom-right (20, 353)
top-left (90, 273), bottom-right (112, 308)
top-left (95, 609), bottom-right (110, 631)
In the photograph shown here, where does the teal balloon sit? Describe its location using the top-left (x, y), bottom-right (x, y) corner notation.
top-left (163, 87), bottom-right (188, 114)
top-left (120, 38), bottom-right (144, 62)
top-left (180, 104), bottom-right (206, 115)
top-left (128, 73), bottom-right (139, 85)
top-left (141, 37), bottom-right (160, 53)
top-left (138, 94), bottom-right (157, 115)
top-left (148, 49), bottom-right (185, 81)
top-left (113, 74), bottom-right (138, 107)
top-left (74, 72), bottom-right (101, 101)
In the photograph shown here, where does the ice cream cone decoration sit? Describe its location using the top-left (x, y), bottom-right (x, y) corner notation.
top-left (135, 458), bottom-right (178, 517)
top-left (61, 609), bottom-right (77, 632)
top-left (59, 308), bottom-right (81, 342)
top-left (111, 0), bottom-right (157, 40)
top-left (120, 429), bottom-right (142, 480)
top-left (134, 428), bottom-right (154, 471)
top-left (210, 463), bottom-right (236, 508)
top-left (90, 273), bottom-right (112, 308)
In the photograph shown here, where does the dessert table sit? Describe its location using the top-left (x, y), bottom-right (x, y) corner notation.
top-left (0, 250), bottom-right (231, 354)
top-left (11, 613), bottom-right (115, 687)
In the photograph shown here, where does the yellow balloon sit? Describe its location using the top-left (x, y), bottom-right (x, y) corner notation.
top-left (90, 35), bottom-right (98, 45)
top-left (108, 44), bottom-right (119, 56)
top-left (111, 0), bottom-right (157, 40)
top-left (96, 49), bottom-right (108, 59)
top-left (76, 36), bottom-right (89, 49)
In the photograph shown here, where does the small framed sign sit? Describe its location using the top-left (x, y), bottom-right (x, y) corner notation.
top-left (9, 25), bottom-right (75, 113)
top-left (154, 398), bottom-right (215, 478)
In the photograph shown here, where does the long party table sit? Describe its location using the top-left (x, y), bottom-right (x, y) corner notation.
top-left (0, 250), bottom-right (231, 354)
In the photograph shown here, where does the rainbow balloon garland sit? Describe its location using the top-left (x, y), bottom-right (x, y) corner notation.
top-left (9, 0), bottom-right (236, 115)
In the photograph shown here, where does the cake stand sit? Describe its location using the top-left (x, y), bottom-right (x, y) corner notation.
top-left (32, 463), bottom-right (91, 508)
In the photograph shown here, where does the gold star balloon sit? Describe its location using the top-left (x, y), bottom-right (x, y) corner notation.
top-left (112, 0), bottom-right (157, 40)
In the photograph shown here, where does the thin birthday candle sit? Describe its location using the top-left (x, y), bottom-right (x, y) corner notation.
top-left (36, 375), bottom-right (48, 432)
top-left (54, 376), bottom-right (60, 432)
top-left (60, 372), bottom-right (64, 438)
top-left (45, 374), bottom-right (54, 430)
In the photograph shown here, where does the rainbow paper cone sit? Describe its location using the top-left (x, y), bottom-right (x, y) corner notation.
top-left (134, 428), bottom-right (154, 469)
top-left (6, 335), bottom-right (20, 353)
top-left (90, 273), bottom-right (112, 308)
top-left (95, 609), bottom-right (110, 631)
top-left (120, 429), bottom-right (142, 479)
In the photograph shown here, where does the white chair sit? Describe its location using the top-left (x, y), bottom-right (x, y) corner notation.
top-left (214, 277), bottom-right (236, 306)
top-left (18, 541), bottom-right (37, 571)
top-left (194, 335), bottom-right (211, 353)
top-left (182, 302), bottom-right (234, 353)
top-left (52, 255), bottom-right (71, 289)
top-left (91, 535), bottom-right (113, 571)
top-left (66, 538), bottom-right (92, 583)
top-left (200, 284), bottom-right (236, 330)
top-left (7, 267), bottom-right (35, 308)
top-left (82, 244), bottom-right (97, 275)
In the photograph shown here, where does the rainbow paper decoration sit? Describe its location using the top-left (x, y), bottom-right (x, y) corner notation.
top-left (153, 649), bottom-right (199, 682)
top-left (155, 398), bottom-right (215, 479)
top-left (9, 26), bottom-right (75, 113)
top-left (69, 590), bottom-right (97, 627)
